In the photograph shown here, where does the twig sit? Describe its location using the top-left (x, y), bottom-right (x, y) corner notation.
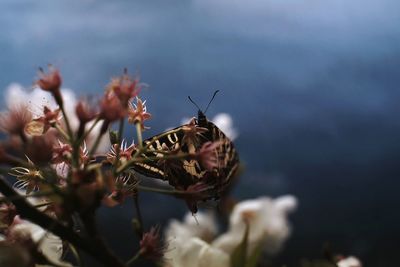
top-left (0, 176), bottom-right (126, 267)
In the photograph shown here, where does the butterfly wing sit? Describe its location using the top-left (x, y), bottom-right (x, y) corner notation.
top-left (131, 119), bottom-right (239, 193)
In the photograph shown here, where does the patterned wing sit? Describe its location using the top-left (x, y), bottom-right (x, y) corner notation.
top-left (131, 118), bottom-right (239, 193)
top-left (131, 126), bottom-right (185, 181)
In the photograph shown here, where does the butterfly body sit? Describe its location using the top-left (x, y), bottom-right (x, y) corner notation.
top-left (132, 111), bottom-right (239, 198)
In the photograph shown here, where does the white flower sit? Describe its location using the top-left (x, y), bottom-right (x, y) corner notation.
top-left (164, 212), bottom-right (221, 267)
top-left (165, 211), bottom-right (218, 242)
top-left (212, 195), bottom-right (297, 255)
top-left (165, 237), bottom-right (230, 267)
top-left (164, 195), bottom-right (297, 266)
top-left (337, 256), bottom-right (362, 267)
top-left (8, 217), bottom-right (71, 267)
top-left (4, 83), bottom-right (110, 153)
top-left (180, 112), bottom-right (238, 140)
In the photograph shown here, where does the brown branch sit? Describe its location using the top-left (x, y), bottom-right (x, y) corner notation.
top-left (0, 176), bottom-right (126, 267)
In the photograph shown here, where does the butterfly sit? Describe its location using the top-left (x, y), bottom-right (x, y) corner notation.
top-left (131, 91), bottom-right (239, 208)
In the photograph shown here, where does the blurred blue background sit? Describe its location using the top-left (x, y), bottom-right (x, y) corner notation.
top-left (1, 0), bottom-right (400, 266)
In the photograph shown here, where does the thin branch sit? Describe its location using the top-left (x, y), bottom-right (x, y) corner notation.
top-left (0, 176), bottom-right (126, 267)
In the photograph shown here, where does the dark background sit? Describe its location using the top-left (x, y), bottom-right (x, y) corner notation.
top-left (1, 1), bottom-right (400, 266)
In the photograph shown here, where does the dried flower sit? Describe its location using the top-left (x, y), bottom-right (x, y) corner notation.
top-left (99, 93), bottom-right (126, 127)
top-left (127, 97), bottom-right (151, 130)
top-left (107, 70), bottom-right (141, 107)
top-left (103, 173), bottom-right (138, 207)
top-left (25, 129), bottom-right (57, 165)
top-left (25, 106), bottom-right (61, 136)
top-left (9, 157), bottom-right (44, 194)
top-left (181, 118), bottom-right (208, 146)
top-left (140, 226), bottom-right (164, 261)
top-left (107, 140), bottom-right (136, 165)
top-left (75, 100), bottom-right (97, 124)
top-left (52, 140), bottom-right (72, 164)
top-left (71, 169), bottom-right (104, 211)
top-left (0, 105), bottom-right (32, 139)
top-left (35, 66), bottom-right (63, 106)
top-left (196, 141), bottom-right (222, 171)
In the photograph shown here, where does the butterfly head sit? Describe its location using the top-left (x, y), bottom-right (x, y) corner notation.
top-left (188, 90), bottom-right (219, 126)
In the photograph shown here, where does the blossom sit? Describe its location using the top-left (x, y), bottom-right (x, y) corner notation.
top-left (5, 83), bottom-right (110, 154)
top-left (107, 140), bottom-right (136, 164)
top-left (25, 130), bottom-right (58, 165)
top-left (181, 118), bottom-right (208, 146)
top-left (165, 211), bottom-right (218, 243)
top-left (106, 70), bottom-right (141, 106)
top-left (164, 237), bottom-right (229, 267)
top-left (6, 216), bottom-right (71, 267)
top-left (127, 97), bottom-right (151, 130)
top-left (212, 195), bottom-right (298, 255)
top-left (140, 226), bottom-right (164, 261)
top-left (99, 93), bottom-right (127, 125)
top-left (103, 173), bottom-right (138, 207)
top-left (75, 100), bottom-right (97, 124)
top-left (52, 141), bottom-right (72, 164)
top-left (0, 104), bottom-right (32, 137)
top-left (337, 256), bottom-right (362, 267)
top-left (9, 159), bottom-right (44, 194)
top-left (25, 106), bottom-right (61, 136)
top-left (164, 211), bottom-right (225, 267)
top-left (35, 66), bottom-right (63, 106)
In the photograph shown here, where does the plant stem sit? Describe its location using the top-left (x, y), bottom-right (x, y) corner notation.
top-left (133, 194), bottom-right (143, 238)
top-left (60, 105), bottom-right (74, 144)
top-left (79, 118), bottom-right (101, 144)
top-left (137, 185), bottom-right (192, 196)
top-left (126, 251), bottom-right (141, 266)
top-left (89, 121), bottom-right (107, 156)
top-left (113, 118), bottom-right (125, 175)
top-left (135, 123), bottom-right (143, 148)
top-left (55, 124), bottom-right (70, 142)
top-left (0, 177), bottom-right (126, 267)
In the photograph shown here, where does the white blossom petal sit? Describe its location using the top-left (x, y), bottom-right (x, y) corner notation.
top-left (166, 237), bottom-right (229, 267)
top-left (213, 195), bottom-right (298, 255)
top-left (337, 256), bottom-right (362, 267)
top-left (9, 219), bottom-right (71, 267)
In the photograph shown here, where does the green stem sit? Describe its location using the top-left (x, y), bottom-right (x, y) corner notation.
top-left (133, 194), bottom-right (143, 238)
top-left (137, 185), bottom-right (193, 196)
top-left (88, 124), bottom-right (107, 157)
top-left (113, 118), bottom-right (125, 175)
top-left (79, 118), bottom-right (101, 145)
top-left (135, 123), bottom-right (143, 148)
top-left (60, 104), bottom-right (74, 143)
top-left (126, 251), bottom-right (141, 266)
top-left (54, 124), bottom-right (70, 142)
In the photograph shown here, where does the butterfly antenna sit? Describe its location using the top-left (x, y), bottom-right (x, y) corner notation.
top-left (204, 90), bottom-right (220, 114)
top-left (188, 96), bottom-right (202, 112)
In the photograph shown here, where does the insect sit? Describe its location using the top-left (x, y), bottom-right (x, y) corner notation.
top-left (131, 91), bottom-right (239, 202)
